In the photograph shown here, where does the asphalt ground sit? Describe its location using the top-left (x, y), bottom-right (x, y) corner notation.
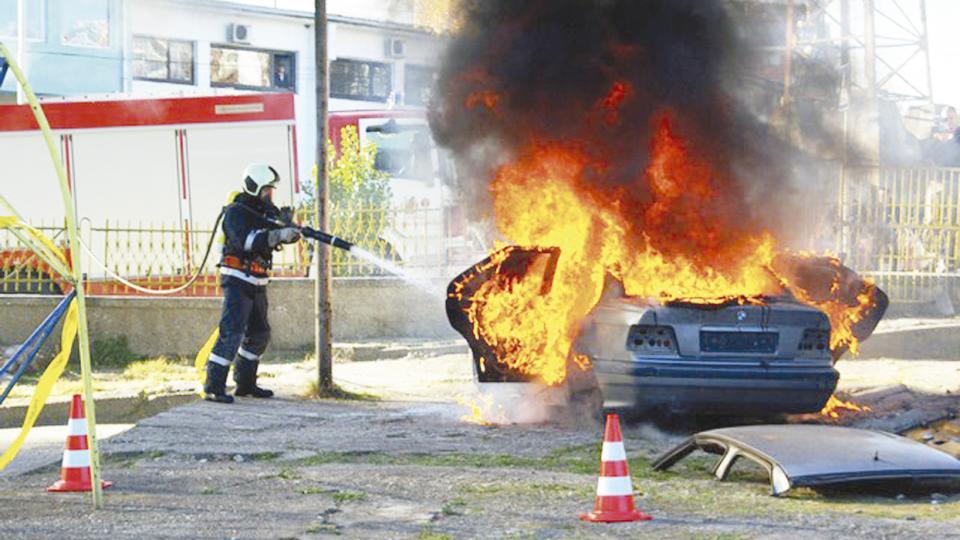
top-left (0, 350), bottom-right (958, 539)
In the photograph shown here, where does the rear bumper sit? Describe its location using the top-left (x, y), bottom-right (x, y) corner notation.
top-left (594, 357), bottom-right (838, 415)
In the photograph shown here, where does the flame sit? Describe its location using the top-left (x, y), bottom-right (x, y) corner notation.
top-left (600, 81), bottom-right (632, 125)
top-left (412, 0), bottom-right (464, 34)
top-left (820, 395), bottom-right (872, 419)
top-left (463, 112), bottom-right (879, 386)
top-left (457, 394), bottom-right (507, 426)
top-left (771, 253), bottom-right (880, 355)
top-left (465, 90), bottom-right (501, 113)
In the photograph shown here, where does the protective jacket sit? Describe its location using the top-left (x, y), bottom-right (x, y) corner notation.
top-left (218, 193), bottom-right (281, 286)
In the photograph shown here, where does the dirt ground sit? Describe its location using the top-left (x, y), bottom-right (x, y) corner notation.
top-left (1, 344), bottom-right (959, 539)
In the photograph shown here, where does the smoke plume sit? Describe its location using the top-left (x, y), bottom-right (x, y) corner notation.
top-left (429, 0), bottom-right (828, 254)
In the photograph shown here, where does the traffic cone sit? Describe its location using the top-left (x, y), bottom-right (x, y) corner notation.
top-left (580, 413), bottom-right (652, 523)
top-left (47, 394), bottom-right (112, 492)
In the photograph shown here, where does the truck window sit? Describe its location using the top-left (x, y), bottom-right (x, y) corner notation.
top-left (365, 121), bottom-right (434, 183)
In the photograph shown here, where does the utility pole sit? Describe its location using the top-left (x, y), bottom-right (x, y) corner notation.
top-left (314, 0), bottom-right (333, 392)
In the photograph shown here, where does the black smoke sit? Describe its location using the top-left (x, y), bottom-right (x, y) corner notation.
top-left (428, 0), bottom-right (832, 252)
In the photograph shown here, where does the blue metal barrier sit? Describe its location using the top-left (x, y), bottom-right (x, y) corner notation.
top-left (0, 291), bottom-right (76, 405)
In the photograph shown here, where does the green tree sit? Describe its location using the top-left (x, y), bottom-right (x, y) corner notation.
top-left (303, 125), bottom-right (391, 210)
top-left (301, 125), bottom-right (394, 275)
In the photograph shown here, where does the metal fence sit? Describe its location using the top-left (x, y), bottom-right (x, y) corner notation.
top-left (7, 168), bottom-right (958, 303)
top-left (838, 167), bottom-right (960, 304)
top-left (0, 221), bottom-right (69, 295)
top-left (0, 205), bottom-right (483, 297)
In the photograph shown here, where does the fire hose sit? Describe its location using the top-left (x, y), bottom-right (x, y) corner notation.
top-left (78, 204), bottom-right (356, 296)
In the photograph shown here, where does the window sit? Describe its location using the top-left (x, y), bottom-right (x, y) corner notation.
top-left (366, 121), bottom-right (435, 182)
top-left (133, 36), bottom-right (194, 84)
top-left (58, 0), bottom-right (110, 48)
top-left (404, 65), bottom-right (435, 107)
top-left (331, 59), bottom-right (391, 102)
top-left (210, 46), bottom-right (296, 91)
top-left (0, 0), bottom-right (44, 40)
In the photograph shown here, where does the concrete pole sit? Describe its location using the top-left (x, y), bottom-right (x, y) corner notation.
top-left (16, 0), bottom-right (25, 104)
top-left (314, 0), bottom-right (333, 392)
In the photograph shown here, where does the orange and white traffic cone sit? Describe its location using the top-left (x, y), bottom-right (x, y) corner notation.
top-left (580, 413), bottom-right (652, 523)
top-left (47, 394), bottom-right (112, 493)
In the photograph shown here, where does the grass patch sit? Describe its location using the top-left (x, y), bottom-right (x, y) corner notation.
top-left (92, 335), bottom-right (141, 368)
top-left (416, 526), bottom-right (452, 540)
top-left (121, 357), bottom-right (192, 382)
top-left (641, 475), bottom-right (960, 522)
top-left (294, 447), bottom-right (960, 523)
top-left (303, 381), bottom-right (380, 401)
top-left (306, 523), bottom-right (341, 535)
top-left (201, 486), bottom-right (220, 495)
top-left (300, 486), bottom-right (332, 495)
top-left (6, 355), bottom-right (193, 401)
top-left (296, 444), bottom-right (660, 478)
top-left (6, 371), bottom-right (109, 400)
top-left (459, 481), bottom-right (591, 498)
top-left (441, 498), bottom-right (468, 516)
top-left (332, 490), bottom-right (368, 505)
top-left (249, 452), bottom-right (282, 462)
top-left (273, 466), bottom-right (302, 480)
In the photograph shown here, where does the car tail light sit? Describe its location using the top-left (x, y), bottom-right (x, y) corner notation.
top-left (798, 328), bottom-right (831, 357)
top-left (627, 325), bottom-right (679, 356)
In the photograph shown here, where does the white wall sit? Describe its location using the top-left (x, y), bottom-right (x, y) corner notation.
top-left (128, 0), bottom-right (316, 186)
top-left (329, 22), bottom-right (442, 111)
top-left (229, 0), bottom-right (418, 25)
top-left (125, 0), bottom-right (443, 189)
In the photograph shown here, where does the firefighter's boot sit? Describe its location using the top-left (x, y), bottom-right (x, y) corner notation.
top-left (204, 362), bottom-right (235, 404)
top-left (234, 358), bottom-right (274, 398)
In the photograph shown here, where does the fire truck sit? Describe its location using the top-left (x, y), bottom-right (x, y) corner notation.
top-left (0, 96), bottom-right (480, 293)
top-left (0, 93), bottom-right (300, 294)
top-left (328, 110), bottom-right (481, 271)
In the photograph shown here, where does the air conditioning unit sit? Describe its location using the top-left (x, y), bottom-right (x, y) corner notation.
top-left (386, 38), bottom-right (406, 58)
top-left (228, 23), bottom-right (251, 44)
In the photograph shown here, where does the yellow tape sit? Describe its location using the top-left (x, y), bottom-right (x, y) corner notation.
top-left (0, 216), bottom-right (73, 280)
top-left (195, 327), bottom-right (220, 395)
top-left (22, 223), bottom-right (69, 266)
top-left (0, 299), bottom-right (78, 471)
top-left (2, 40), bottom-right (104, 507)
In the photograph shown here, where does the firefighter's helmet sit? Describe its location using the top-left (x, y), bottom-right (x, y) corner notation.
top-left (242, 163), bottom-right (280, 196)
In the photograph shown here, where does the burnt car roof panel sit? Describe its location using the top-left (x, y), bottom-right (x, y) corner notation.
top-left (652, 425), bottom-right (960, 495)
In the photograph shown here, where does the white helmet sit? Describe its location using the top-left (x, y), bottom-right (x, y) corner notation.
top-left (242, 163), bottom-right (280, 196)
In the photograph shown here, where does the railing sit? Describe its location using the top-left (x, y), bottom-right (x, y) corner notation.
top-left (0, 205), bottom-right (485, 297)
top-left (0, 221), bottom-right (68, 295)
top-left (838, 167), bottom-right (960, 304)
top-left (12, 166), bottom-right (955, 305)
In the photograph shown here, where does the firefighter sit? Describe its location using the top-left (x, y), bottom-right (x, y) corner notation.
top-left (203, 163), bottom-right (301, 403)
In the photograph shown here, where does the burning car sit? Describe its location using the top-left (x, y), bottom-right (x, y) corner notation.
top-left (447, 247), bottom-right (888, 417)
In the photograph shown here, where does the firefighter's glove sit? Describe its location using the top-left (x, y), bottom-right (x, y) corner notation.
top-left (268, 227), bottom-right (302, 248)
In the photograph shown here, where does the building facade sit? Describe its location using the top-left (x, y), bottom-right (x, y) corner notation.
top-left (0, 0), bottom-right (444, 186)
